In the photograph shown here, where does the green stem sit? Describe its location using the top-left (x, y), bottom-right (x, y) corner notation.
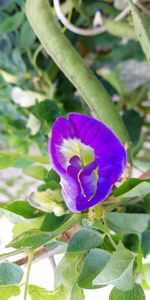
top-left (54, 213), bottom-right (83, 236)
top-left (23, 250), bottom-right (34, 300)
top-left (106, 233), bottom-right (117, 250)
top-left (25, 0), bottom-right (132, 163)
top-left (0, 248), bottom-right (27, 261)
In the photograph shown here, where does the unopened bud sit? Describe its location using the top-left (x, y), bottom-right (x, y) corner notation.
top-left (29, 189), bottom-right (65, 216)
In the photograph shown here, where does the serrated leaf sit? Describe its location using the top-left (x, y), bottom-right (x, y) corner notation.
top-left (130, 2), bottom-right (150, 62)
top-left (0, 262), bottom-right (23, 286)
top-left (78, 249), bottom-right (111, 289)
top-left (55, 253), bottom-right (85, 300)
top-left (109, 284), bottom-right (145, 300)
top-left (0, 285), bottom-right (20, 300)
top-left (67, 229), bottom-right (104, 252)
top-left (93, 242), bottom-right (135, 291)
top-left (23, 165), bottom-right (48, 180)
top-left (29, 284), bottom-right (68, 300)
top-left (7, 230), bottom-right (53, 249)
top-left (107, 212), bottom-right (149, 235)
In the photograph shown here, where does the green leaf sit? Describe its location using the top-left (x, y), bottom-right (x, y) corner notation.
top-left (7, 230), bottom-right (53, 249)
top-left (129, 2), bottom-right (150, 62)
top-left (109, 284), bottom-right (145, 300)
top-left (44, 169), bottom-right (60, 183)
top-left (0, 12), bottom-right (24, 34)
top-left (32, 100), bottom-right (59, 124)
top-left (123, 110), bottom-right (143, 147)
top-left (78, 249), bottom-right (111, 289)
top-left (29, 284), bottom-right (68, 300)
top-left (142, 230), bottom-right (150, 258)
top-left (0, 262), bottom-right (23, 286)
top-left (0, 201), bottom-right (41, 219)
top-left (55, 253), bottom-right (85, 300)
top-left (23, 165), bottom-right (48, 180)
top-left (40, 213), bottom-right (72, 232)
top-left (93, 242), bottom-right (135, 291)
top-left (113, 178), bottom-right (150, 198)
top-left (0, 151), bottom-right (49, 169)
top-left (67, 229), bottom-right (104, 252)
top-left (20, 20), bottom-right (36, 50)
top-left (12, 216), bottom-right (45, 237)
top-left (0, 152), bottom-right (19, 169)
top-left (141, 264), bottom-right (150, 290)
top-left (107, 212), bottom-right (149, 235)
top-left (0, 285), bottom-right (20, 300)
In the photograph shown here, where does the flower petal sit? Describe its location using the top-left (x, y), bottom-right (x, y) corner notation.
top-left (49, 116), bottom-right (74, 175)
top-left (49, 113), bottom-right (127, 212)
top-left (69, 113), bottom-right (126, 181)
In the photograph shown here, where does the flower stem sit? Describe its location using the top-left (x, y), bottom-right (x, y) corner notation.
top-left (23, 250), bottom-right (34, 300)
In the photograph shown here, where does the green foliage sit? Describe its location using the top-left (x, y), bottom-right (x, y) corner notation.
top-left (0, 285), bottom-right (20, 300)
top-left (40, 213), bottom-right (72, 232)
top-left (0, 262), bottom-right (23, 285)
top-left (28, 285), bottom-right (68, 300)
top-left (0, 12), bottom-right (24, 34)
top-left (113, 178), bottom-right (150, 198)
top-left (0, 200), bottom-right (41, 219)
top-left (7, 230), bottom-right (53, 249)
top-left (55, 253), bottom-right (85, 300)
top-left (107, 212), bottom-right (149, 235)
top-left (23, 165), bottom-right (48, 180)
top-left (109, 284), bottom-right (145, 300)
top-left (78, 249), bottom-right (110, 289)
top-left (130, 2), bottom-right (150, 62)
top-left (141, 231), bottom-right (150, 258)
top-left (123, 110), bottom-right (143, 148)
top-left (20, 20), bottom-right (36, 51)
top-left (67, 229), bottom-right (104, 252)
top-left (93, 242), bottom-right (135, 291)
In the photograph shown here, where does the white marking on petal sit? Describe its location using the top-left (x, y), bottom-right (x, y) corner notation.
top-left (59, 138), bottom-right (95, 167)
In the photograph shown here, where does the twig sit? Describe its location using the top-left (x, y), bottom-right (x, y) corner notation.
top-left (114, 5), bottom-right (130, 22)
top-left (13, 245), bottom-right (63, 266)
top-left (137, 2), bottom-right (150, 17)
top-left (139, 169), bottom-right (150, 180)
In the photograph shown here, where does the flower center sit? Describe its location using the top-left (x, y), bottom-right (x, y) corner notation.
top-left (60, 138), bottom-right (95, 168)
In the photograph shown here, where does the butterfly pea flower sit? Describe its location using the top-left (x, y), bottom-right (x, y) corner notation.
top-left (49, 113), bottom-right (127, 212)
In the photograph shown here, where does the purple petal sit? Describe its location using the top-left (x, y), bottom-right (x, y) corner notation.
top-left (49, 116), bottom-right (74, 175)
top-left (49, 113), bottom-right (127, 212)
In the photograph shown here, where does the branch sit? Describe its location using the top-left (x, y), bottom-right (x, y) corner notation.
top-left (13, 245), bottom-right (63, 266)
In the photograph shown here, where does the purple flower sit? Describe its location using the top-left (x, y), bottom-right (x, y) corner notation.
top-left (49, 113), bottom-right (127, 212)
